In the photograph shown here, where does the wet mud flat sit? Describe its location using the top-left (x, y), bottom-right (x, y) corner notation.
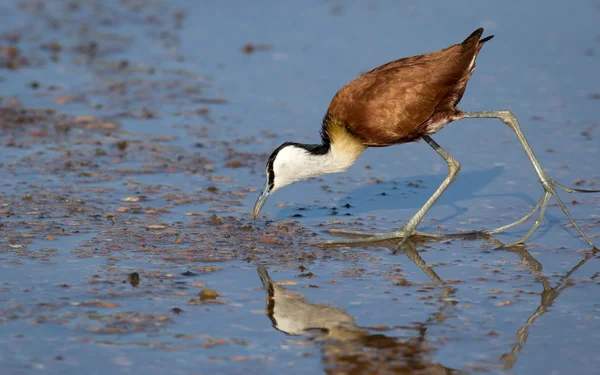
top-left (1, 0), bottom-right (600, 374)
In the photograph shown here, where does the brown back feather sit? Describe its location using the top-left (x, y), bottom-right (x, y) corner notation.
top-left (326, 28), bottom-right (492, 146)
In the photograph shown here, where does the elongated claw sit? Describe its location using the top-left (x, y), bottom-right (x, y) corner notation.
top-left (326, 228), bottom-right (470, 239)
top-left (323, 228), bottom-right (486, 249)
top-left (326, 229), bottom-right (402, 237)
top-left (555, 182), bottom-right (600, 194)
top-left (322, 231), bottom-right (406, 245)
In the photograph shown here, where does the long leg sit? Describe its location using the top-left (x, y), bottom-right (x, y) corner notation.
top-left (463, 110), bottom-right (600, 249)
top-left (324, 135), bottom-right (461, 248)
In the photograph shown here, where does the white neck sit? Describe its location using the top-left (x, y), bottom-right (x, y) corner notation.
top-left (305, 147), bottom-right (354, 173)
top-left (272, 141), bottom-right (365, 191)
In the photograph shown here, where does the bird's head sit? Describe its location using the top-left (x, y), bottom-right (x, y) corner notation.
top-left (253, 142), bottom-right (324, 218)
top-left (252, 119), bottom-right (365, 218)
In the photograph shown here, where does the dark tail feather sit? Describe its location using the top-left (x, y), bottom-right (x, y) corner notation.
top-left (463, 28), bottom-right (483, 43)
top-left (480, 35), bottom-right (494, 44)
top-left (463, 28), bottom-right (494, 46)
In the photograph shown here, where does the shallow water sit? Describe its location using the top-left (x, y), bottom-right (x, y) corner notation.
top-left (1, 0), bottom-right (599, 374)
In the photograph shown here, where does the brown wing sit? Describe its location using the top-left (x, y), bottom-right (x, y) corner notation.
top-left (327, 30), bottom-right (484, 146)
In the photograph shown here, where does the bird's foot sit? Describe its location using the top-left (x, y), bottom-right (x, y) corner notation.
top-left (324, 227), bottom-right (484, 252)
top-left (325, 228), bottom-right (444, 241)
top-left (484, 177), bottom-right (600, 249)
top-left (322, 227), bottom-right (418, 252)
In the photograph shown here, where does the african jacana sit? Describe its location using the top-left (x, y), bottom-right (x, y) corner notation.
top-left (253, 28), bottom-right (599, 250)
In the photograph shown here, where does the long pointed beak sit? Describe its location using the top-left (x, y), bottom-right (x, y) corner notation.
top-left (253, 183), bottom-right (271, 219)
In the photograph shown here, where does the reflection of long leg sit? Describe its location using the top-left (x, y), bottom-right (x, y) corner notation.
top-left (505, 246), bottom-right (544, 272)
top-left (401, 240), bottom-right (457, 324)
top-left (325, 136), bottom-right (461, 251)
top-left (463, 111), bottom-right (600, 248)
top-left (402, 240), bottom-right (442, 282)
top-left (500, 248), bottom-right (597, 370)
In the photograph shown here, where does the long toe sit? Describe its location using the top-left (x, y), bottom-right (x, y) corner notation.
top-left (546, 179), bottom-right (597, 248)
top-left (323, 229), bottom-right (486, 246)
top-left (486, 175), bottom-right (598, 248)
top-left (414, 230), bottom-right (485, 238)
top-left (322, 231), bottom-right (405, 245)
top-left (326, 229), bottom-right (403, 237)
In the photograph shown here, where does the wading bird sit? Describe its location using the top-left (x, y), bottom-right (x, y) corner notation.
top-left (253, 28), bottom-right (599, 250)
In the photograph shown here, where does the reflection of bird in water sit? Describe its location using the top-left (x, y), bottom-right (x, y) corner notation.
top-left (257, 264), bottom-right (355, 336)
top-left (253, 27), bottom-right (600, 251)
top-left (257, 264), bottom-right (459, 374)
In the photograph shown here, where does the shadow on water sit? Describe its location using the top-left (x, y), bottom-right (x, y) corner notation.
top-left (272, 164), bottom-right (591, 245)
top-left (274, 167), bottom-right (510, 220)
top-left (272, 166), bottom-right (570, 237)
top-left (257, 236), bottom-right (598, 373)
